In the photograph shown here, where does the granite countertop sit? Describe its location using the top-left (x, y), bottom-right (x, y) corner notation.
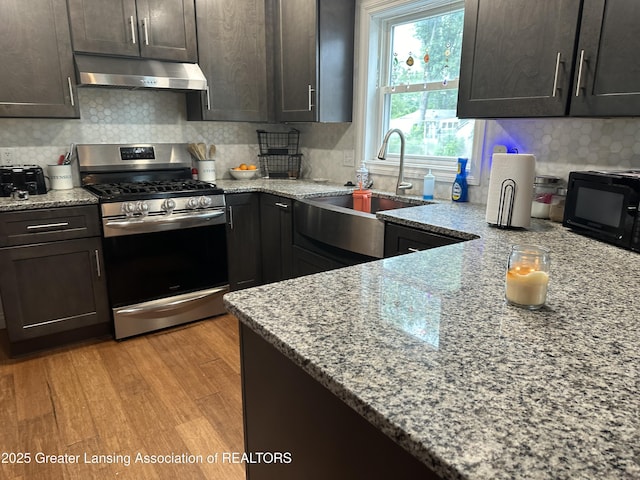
top-left (224, 188), bottom-right (640, 479)
top-left (0, 188), bottom-right (98, 212)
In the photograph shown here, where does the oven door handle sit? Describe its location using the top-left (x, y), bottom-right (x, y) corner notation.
top-left (105, 209), bottom-right (225, 230)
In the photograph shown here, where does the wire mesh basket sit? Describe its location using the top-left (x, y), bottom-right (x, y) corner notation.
top-left (258, 154), bottom-right (302, 179)
top-left (257, 129), bottom-right (300, 155)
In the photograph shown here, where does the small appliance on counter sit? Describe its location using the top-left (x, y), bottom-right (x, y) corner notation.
top-left (0, 166), bottom-right (47, 197)
top-left (485, 153), bottom-right (536, 228)
top-left (564, 169), bottom-right (640, 252)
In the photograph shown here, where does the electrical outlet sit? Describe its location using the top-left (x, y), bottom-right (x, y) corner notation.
top-left (343, 150), bottom-right (355, 167)
top-left (1, 148), bottom-right (15, 166)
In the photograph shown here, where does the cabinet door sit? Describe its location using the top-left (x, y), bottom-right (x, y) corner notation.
top-left (136, 0), bottom-right (197, 62)
top-left (457, 0), bottom-right (582, 118)
top-left (260, 194), bottom-right (293, 283)
top-left (0, 237), bottom-right (110, 342)
top-left (67, 0), bottom-right (139, 57)
top-left (226, 193), bottom-right (263, 291)
top-left (0, 0), bottom-right (79, 118)
top-left (571, 0), bottom-right (640, 116)
top-left (273, 0), bottom-right (317, 122)
top-left (187, 0), bottom-right (269, 121)
top-left (273, 0), bottom-right (355, 122)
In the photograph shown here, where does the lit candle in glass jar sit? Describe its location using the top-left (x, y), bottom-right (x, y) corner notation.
top-left (505, 245), bottom-right (550, 309)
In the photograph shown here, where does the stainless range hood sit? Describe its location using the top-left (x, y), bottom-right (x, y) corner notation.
top-left (75, 54), bottom-right (207, 92)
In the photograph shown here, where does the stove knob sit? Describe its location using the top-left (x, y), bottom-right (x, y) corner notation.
top-left (186, 197), bottom-right (200, 209)
top-left (198, 196), bottom-right (213, 208)
top-left (136, 201), bottom-right (150, 216)
top-left (122, 202), bottom-right (136, 217)
top-left (161, 198), bottom-right (176, 213)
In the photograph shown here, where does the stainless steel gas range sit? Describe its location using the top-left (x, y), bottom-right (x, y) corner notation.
top-left (78, 143), bottom-right (228, 339)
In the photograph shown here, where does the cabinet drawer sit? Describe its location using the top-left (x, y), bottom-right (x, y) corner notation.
top-left (0, 205), bottom-right (101, 246)
top-left (384, 223), bottom-right (462, 257)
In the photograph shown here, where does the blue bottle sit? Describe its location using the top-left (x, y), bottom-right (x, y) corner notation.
top-left (451, 158), bottom-right (468, 202)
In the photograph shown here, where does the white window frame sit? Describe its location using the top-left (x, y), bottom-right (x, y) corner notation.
top-left (353, 0), bottom-right (485, 186)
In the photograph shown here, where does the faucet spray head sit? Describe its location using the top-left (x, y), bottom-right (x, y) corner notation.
top-left (377, 140), bottom-right (388, 160)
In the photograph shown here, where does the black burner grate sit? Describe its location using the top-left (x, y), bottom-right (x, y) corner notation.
top-left (84, 179), bottom-right (222, 201)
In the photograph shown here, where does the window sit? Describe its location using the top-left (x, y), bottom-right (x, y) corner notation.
top-left (354, 0), bottom-right (484, 186)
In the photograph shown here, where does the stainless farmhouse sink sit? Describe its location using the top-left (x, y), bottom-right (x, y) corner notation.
top-left (294, 193), bottom-right (431, 259)
top-left (309, 193), bottom-right (428, 213)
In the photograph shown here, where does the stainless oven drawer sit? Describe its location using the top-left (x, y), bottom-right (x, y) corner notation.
top-left (113, 285), bottom-right (228, 339)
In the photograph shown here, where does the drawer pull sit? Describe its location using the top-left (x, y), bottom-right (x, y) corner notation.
top-left (26, 222), bottom-right (69, 230)
top-left (407, 247), bottom-right (420, 252)
top-left (275, 202), bottom-right (289, 209)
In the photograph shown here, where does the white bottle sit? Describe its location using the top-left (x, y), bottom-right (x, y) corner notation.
top-left (423, 169), bottom-right (435, 200)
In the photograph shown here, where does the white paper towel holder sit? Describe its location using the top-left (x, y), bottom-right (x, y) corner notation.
top-left (486, 152), bottom-right (536, 229)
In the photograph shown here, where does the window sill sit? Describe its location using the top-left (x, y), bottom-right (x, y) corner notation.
top-left (367, 158), bottom-right (480, 186)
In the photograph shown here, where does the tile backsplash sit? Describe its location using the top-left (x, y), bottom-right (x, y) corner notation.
top-left (0, 88), bottom-right (639, 198)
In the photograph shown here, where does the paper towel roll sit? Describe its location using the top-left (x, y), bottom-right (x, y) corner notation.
top-left (485, 153), bottom-right (536, 228)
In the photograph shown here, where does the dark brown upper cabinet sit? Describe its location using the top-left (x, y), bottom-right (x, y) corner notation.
top-left (0, 0), bottom-right (79, 118)
top-left (67, 0), bottom-right (197, 62)
top-left (458, 0), bottom-right (640, 118)
top-left (272, 0), bottom-right (355, 122)
top-left (187, 0), bottom-right (270, 122)
top-left (570, 0), bottom-right (640, 116)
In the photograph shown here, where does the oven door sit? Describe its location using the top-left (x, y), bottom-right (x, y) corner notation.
top-left (564, 175), bottom-right (639, 249)
top-left (103, 223), bottom-right (228, 338)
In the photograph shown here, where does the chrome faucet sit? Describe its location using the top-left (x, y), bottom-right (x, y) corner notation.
top-left (377, 128), bottom-right (413, 196)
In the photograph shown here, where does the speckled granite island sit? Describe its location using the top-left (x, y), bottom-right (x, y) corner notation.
top-left (223, 184), bottom-right (640, 480)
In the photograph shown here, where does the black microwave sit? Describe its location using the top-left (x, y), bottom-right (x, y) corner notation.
top-left (564, 170), bottom-right (640, 252)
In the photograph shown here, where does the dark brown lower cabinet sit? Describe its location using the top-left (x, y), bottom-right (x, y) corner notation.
top-left (260, 194), bottom-right (293, 283)
top-left (0, 206), bottom-right (111, 356)
top-left (226, 193), bottom-right (263, 290)
top-left (240, 324), bottom-right (440, 480)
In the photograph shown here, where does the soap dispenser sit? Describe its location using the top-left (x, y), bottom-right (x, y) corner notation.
top-left (356, 161), bottom-right (369, 189)
top-left (423, 169), bottom-right (435, 200)
top-left (353, 161), bottom-right (372, 213)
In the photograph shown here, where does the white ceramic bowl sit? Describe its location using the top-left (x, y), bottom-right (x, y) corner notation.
top-left (229, 168), bottom-right (259, 180)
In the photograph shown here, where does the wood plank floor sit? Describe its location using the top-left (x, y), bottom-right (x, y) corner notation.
top-left (0, 314), bottom-right (245, 480)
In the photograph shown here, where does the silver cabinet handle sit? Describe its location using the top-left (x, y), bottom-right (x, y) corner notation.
top-left (95, 249), bottom-right (101, 278)
top-left (575, 49), bottom-right (585, 97)
top-left (206, 85), bottom-right (211, 110)
top-left (552, 52), bottom-right (561, 97)
top-left (407, 247), bottom-right (420, 253)
top-left (308, 84), bottom-right (315, 111)
top-left (27, 222), bottom-right (69, 230)
top-left (228, 205), bottom-right (234, 230)
top-left (275, 202), bottom-right (289, 209)
top-left (67, 77), bottom-right (75, 107)
top-left (130, 15), bottom-right (137, 44)
top-left (142, 17), bottom-right (149, 45)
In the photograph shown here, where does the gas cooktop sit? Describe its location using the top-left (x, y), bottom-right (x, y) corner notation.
top-left (84, 179), bottom-right (221, 202)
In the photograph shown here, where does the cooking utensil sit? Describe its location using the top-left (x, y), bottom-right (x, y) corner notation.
top-left (208, 144), bottom-right (216, 159)
top-left (188, 143), bottom-right (204, 161)
top-left (197, 143), bottom-right (207, 160)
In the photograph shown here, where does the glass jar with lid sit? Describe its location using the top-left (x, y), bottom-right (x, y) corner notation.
top-left (531, 175), bottom-right (561, 219)
top-left (548, 188), bottom-right (567, 222)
